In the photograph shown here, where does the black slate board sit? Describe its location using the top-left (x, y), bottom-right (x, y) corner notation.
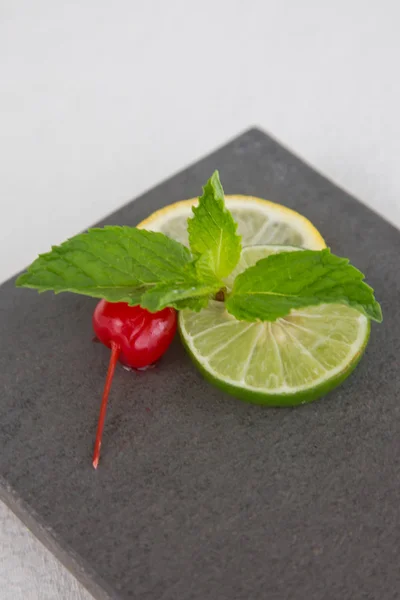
top-left (1, 128), bottom-right (400, 600)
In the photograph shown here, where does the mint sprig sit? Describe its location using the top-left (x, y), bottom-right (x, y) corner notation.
top-left (16, 171), bottom-right (382, 324)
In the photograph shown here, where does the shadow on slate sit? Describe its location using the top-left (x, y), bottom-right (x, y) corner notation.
top-left (1, 128), bottom-right (400, 600)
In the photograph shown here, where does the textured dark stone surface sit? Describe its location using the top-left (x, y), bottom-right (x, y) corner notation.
top-left (1, 129), bottom-right (399, 600)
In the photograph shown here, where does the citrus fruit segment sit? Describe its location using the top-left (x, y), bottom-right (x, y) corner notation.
top-left (179, 245), bottom-right (370, 406)
top-left (138, 196), bottom-right (325, 250)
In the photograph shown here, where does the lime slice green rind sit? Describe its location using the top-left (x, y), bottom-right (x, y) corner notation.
top-left (179, 320), bottom-right (370, 406)
top-left (179, 244), bottom-right (371, 407)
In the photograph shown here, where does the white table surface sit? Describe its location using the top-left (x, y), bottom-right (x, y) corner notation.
top-left (1, 1), bottom-right (399, 598)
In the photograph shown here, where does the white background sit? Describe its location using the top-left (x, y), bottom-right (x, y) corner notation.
top-left (1, 1), bottom-right (399, 598)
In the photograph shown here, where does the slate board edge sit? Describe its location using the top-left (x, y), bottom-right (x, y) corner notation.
top-left (0, 475), bottom-right (116, 600)
top-left (104, 124), bottom-right (398, 238)
top-left (251, 127), bottom-right (400, 235)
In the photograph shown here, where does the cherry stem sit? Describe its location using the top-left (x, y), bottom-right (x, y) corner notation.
top-left (92, 342), bottom-right (120, 469)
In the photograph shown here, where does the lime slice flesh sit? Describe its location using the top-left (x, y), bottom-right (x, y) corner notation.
top-left (179, 245), bottom-right (370, 406)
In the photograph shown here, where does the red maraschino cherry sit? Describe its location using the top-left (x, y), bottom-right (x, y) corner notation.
top-left (92, 300), bottom-right (177, 469)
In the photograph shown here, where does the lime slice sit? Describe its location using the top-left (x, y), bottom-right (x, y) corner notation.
top-left (138, 195), bottom-right (325, 250)
top-left (179, 245), bottom-right (370, 406)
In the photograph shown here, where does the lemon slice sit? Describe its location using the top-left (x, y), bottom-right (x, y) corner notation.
top-left (179, 245), bottom-right (370, 406)
top-left (138, 196), bottom-right (325, 250)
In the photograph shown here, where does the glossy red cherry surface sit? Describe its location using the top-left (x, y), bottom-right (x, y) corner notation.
top-left (93, 300), bottom-right (177, 369)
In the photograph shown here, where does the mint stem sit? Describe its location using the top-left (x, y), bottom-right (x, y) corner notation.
top-left (215, 288), bottom-right (226, 302)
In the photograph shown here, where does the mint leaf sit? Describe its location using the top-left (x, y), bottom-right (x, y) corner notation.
top-left (226, 249), bottom-right (382, 322)
top-left (141, 282), bottom-right (216, 312)
top-left (188, 170), bottom-right (241, 279)
top-left (193, 250), bottom-right (224, 287)
top-left (16, 226), bottom-right (194, 304)
top-left (141, 257), bottom-right (221, 312)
